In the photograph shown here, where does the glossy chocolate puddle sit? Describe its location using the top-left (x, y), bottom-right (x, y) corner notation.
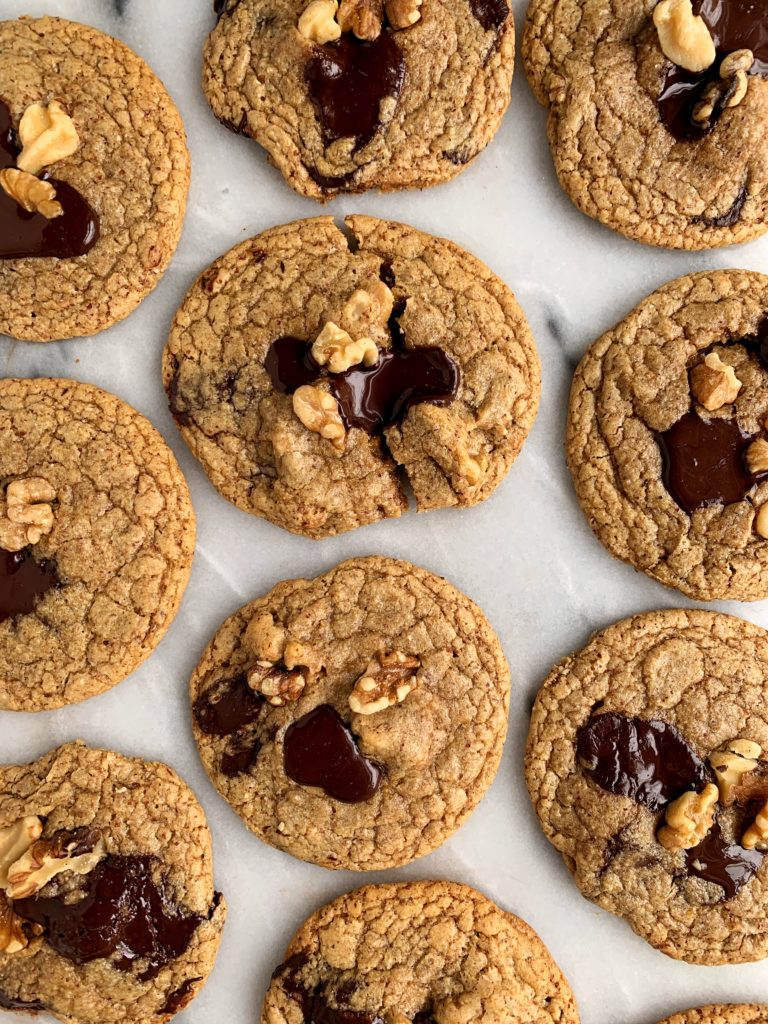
top-left (0, 100), bottom-right (99, 260)
top-left (0, 547), bottom-right (60, 624)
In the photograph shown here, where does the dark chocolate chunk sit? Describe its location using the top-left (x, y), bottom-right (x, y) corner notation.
top-left (684, 821), bottom-right (764, 900)
top-left (283, 704), bottom-right (382, 803)
top-left (577, 712), bottom-right (709, 811)
top-left (469, 0), bottom-right (509, 32)
top-left (0, 547), bottom-right (60, 624)
top-left (193, 675), bottom-right (265, 737)
top-left (160, 977), bottom-right (202, 1015)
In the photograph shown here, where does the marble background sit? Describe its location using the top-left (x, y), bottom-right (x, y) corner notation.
top-left (2, 0), bottom-right (768, 1021)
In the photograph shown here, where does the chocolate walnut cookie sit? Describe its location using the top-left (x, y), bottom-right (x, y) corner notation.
top-left (523, 0), bottom-right (768, 249)
top-left (656, 1009), bottom-right (768, 1024)
top-left (0, 16), bottom-right (189, 341)
top-left (164, 215), bottom-right (540, 539)
top-left (526, 609), bottom-right (768, 964)
top-left (568, 269), bottom-right (768, 602)
top-left (262, 881), bottom-right (578, 1024)
top-left (0, 742), bottom-right (225, 1024)
top-left (189, 557), bottom-right (510, 870)
top-left (204, 0), bottom-right (514, 199)
top-left (0, 378), bottom-right (195, 711)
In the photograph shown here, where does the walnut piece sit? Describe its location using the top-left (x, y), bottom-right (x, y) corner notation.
top-left (720, 49), bottom-right (753, 108)
top-left (0, 892), bottom-right (39, 955)
top-left (657, 782), bottom-right (718, 851)
top-left (742, 798), bottom-right (768, 851)
top-left (337, 0), bottom-right (383, 39)
top-left (292, 385), bottom-right (346, 449)
top-left (689, 352), bottom-right (742, 411)
top-left (0, 818), bottom-right (43, 890)
top-left (746, 438), bottom-right (768, 475)
top-left (298, 0), bottom-right (342, 43)
top-left (0, 169), bottom-right (62, 219)
top-left (385, 0), bottom-right (422, 28)
top-left (6, 832), bottom-right (106, 900)
top-left (0, 477), bottom-right (56, 551)
top-left (756, 503), bottom-right (768, 540)
top-left (17, 101), bottom-right (80, 176)
top-left (247, 660), bottom-right (306, 707)
top-left (244, 611), bottom-right (286, 663)
top-left (653, 0), bottom-right (716, 73)
top-left (349, 651), bottom-right (421, 715)
top-left (311, 321), bottom-right (379, 374)
top-left (709, 738), bottom-right (763, 804)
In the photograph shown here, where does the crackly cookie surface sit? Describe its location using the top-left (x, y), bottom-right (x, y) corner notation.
top-left (0, 741), bottom-right (225, 1024)
top-left (522, 0), bottom-right (768, 249)
top-left (657, 1008), bottom-right (768, 1024)
top-left (0, 16), bottom-right (189, 341)
top-left (0, 378), bottom-right (195, 711)
top-left (204, 0), bottom-right (513, 200)
top-left (189, 556), bottom-right (510, 870)
top-left (526, 609), bottom-right (768, 964)
top-left (164, 215), bottom-right (539, 539)
top-left (262, 881), bottom-right (578, 1024)
top-left (567, 269), bottom-right (768, 602)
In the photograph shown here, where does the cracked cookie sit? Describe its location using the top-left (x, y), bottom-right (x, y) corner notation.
top-left (522, 0), bottom-right (768, 249)
top-left (0, 377), bottom-right (195, 711)
top-left (0, 16), bottom-right (190, 341)
top-left (262, 880), bottom-right (578, 1024)
top-left (204, 0), bottom-right (514, 200)
top-left (657, 1009), bottom-right (768, 1024)
top-left (189, 556), bottom-right (510, 870)
top-left (567, 269), bottom-right (768, 602)
top-left (526, 608), bottom-right (768, 964)
top-left (164, 215), bottom-right (540, 538)
top-left (0, 741), bottom-right (225, 1024)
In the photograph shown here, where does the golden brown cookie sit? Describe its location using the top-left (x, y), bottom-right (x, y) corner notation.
top-left (0, 741), bottom-right (226, 1024)
top-left (262, 880), bottom-right (579, 1024)
top-left (526, 608), bottom-right (768, 964)
top-left (656, 1008), bottom-right (768, 1024)
top-left (164, 215), bottom-right (540, 539)
top-left (204, 0), bottom-right (514, 199)
top-left (0, 16), bottom-right (190, 341)
top-left (0, 378), bottom-right (195, 711)
top-left (522, 0), bottom-right (768, 249)
top-left (189, 556), bottom-right (510, 870)
top-left (567, 269), bottom-right (768, 601)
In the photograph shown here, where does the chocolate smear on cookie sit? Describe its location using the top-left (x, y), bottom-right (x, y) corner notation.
top-left (684, 820), bottom-right (763, 899)
top-left (0, 100), bottom-right (99, 260)
top-left (284, 704), bottom-right (382, 803)
top-left (0, 547), bottom-right (60, 623)
top-left (470, 0), bottom-right (509, 32)
top-left (193, 675), bottom-right (265, 736)
top-left (577, 712), bottom-right (709, 811)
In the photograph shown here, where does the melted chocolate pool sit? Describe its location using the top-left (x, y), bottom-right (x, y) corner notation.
top-left (193, 675), bottom-right (265, 736)
top-left (14, 855), bottom-right (202, 980)
top-left (283, 704), bottom-right (382, 803)
top-left (685, 821), bottom-right (764, 899)
top-left (0, 100), bottom-right (99, 260)
top-left (0, 547), bottom-right (60, 623)
top-left (577, 712), bottom-right (709, 811)
top-left (657, 412), bottom-right (758, 513)
top-left (658, 0), bottom-right (768, 140)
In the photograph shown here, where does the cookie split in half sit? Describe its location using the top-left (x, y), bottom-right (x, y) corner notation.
top-left (0, 378), bottom-right (195, 711)
top-left (204, 0), bottom-right (514, 200)
top-left (656, 1008), bottom-right (768, 1024)
top-left (189, 556), bottom-right (510, 870)
top-left (526, 608), bottom-right (768, 964)
top-left (0, 16), bottom-right (190, 341)
top-left (567, 269), bottom-right (768, 602)
top-left (262, 880), bottom-right (578, 1024)
top-left (0, 741), bottom-right (225, 1024)
top-left (164, 215), bottom-right (540, 539)
top-left (523, 0), bottom-right (768, 249)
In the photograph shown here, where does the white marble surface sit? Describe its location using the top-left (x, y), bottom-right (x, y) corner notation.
top-left (2, 1), bottom-right (768, 1021)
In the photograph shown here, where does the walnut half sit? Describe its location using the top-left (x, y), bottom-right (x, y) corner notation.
top-left (742, 798), bottom-right (768, 851)
top-left (6, 829), bottom-right (106, 900)
top-left (657, 783), bottom-right (718, 850)
top-left (292, 386), bottom-right (346, 449)
top-left (0, 477), bottom-right (57, 552)
top-left (709, 738), bottom-right (763, 804)
top-left (349, 651), bottom-right (421, 715)
top-left (653, 0), bottom-right (716, 73)
top-left (17, 101), bottom-right (80, 177)
top-left (247, 661), bottom-right (306, 707)
top-left (0, 169), bottom-right (62, 219)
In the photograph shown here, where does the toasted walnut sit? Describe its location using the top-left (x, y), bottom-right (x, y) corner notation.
top-left (349, 651), bottom-right (421, 715)
top-left (720, 48), bottom-right (753, 108)
top-left (7, 831), bottom-right (106, 900)
top-left (653, 0), bottom-right (716, 73)
top-left (746, 438), bottom-right (768, 475)
top-left (710, 738), bottom-right (763, 804)
top-left (247, 660), bottom-right (306, 707)
top-left (0, 818), bottom-right (43, 889)
top-left (657, 782), bottom-right (718, 851)
top-left (385, 0), bottom-right (422, 28)
top-left (742, 798), bottom-right (768, 851)
top-left (17, 101), bottom-right (80, 176)
top-left (0, 168), bottom-right (62, 219)
top-left (0, 892), bottom-right (39, 954)
top-left (298, 0), bottom-right (342, 42)
top-left (756, 503), bottom-right (768, 540)
top-left (691, 80), bottom-right (725, 125)
top-left (689, 352), bottom-right (742, 411)
top-left (292, 386), bottom-right (346, 449)
top-left (337, 0), bottom-right (383, 38)
top-left (343, 281), bottom-right (395, 330)
top-left (311, 321), bottom-right (379, 374)
top-left (0, 477), bottom-right (56, 551)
